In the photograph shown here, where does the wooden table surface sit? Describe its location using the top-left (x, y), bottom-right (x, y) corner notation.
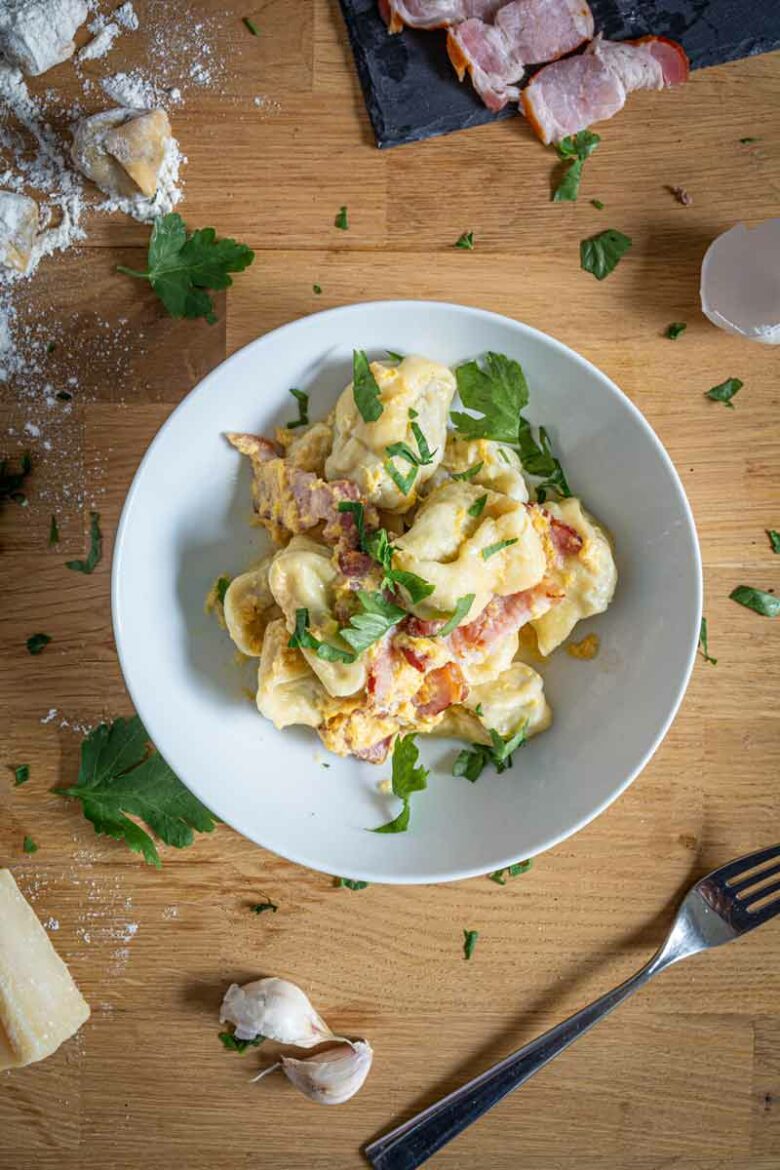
top-left (1, 3), bottom-right (778, 1168)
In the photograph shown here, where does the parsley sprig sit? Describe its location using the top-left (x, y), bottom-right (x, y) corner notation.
top-left (373, 734), bottom-right (429, 834)
top-left (66, 511), bottom-right (102, 575)
top-left (453, 724), bottom-right (528, 782)
top-left (552, 131), bottom-right (600, 203)
top-left (337, 504), bottom-right (434, 604)
top-left (580, 229), bottom-right (632, 280)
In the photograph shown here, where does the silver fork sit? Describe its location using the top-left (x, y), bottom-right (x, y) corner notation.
top-left (364, 843), bottom-right (780, 1170)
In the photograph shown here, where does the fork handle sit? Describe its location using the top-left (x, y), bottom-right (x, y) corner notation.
top-left (364, 955), bottom-right (663, 1170)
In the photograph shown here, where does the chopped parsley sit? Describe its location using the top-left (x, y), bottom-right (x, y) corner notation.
top-left (117, 212), bottom-right (254, 325)
top-left (49, 514), bottom-right (59, 546)
top-left (705, 378), bottom-right (743, 408)
top-left (1, 450), bottom-right (32, 506)
top-left (313, 283), bottom-right (322, 294)
top-left (768, 530), bottom-right (780, 554)
top-left (463, 929), bottom-right (479, 960)
top-left (289, 608), bottom-right (355, 663)
top-left (384, 458), bottom-right (417, 496)
top-left (23, 835), bottom-right (38, 854)
top-left (216, 576), bottom-right (231, 605)
top-left (552, 131), bottom-right (600, 203)
top-left (580, 229), bottom-right (632, 280)
top-left (386, 350), bottom-right (404, 362)
top-left (219, 1030), bottom-right (264, 1052)
top-left (698, 617), bottom-right (717, 665)
top-left (65, 511), bottom-right (102, 574)
top-left (739, 137), bottom-right (759, 145)
top-left (665, 322), bottom-right (687, 340)
top-left (11, 764), bottom-right (30, 787)
top-left (352, 349), bottom-right (383, 423)
top-left (340, 591), bottom-right (406, 656)
top-left (54, 716), bottom-right (217, 867)
top-left (454, 231), bottom-right (474, 250)
top-left (373, 734), bottom-right (428, 834)
top-left (452, 352), bottom-right (529, 444)
top-left (451, 461), bottom-right (484, 481)
top-left (285, 387), bottom-right (309, 429)
top-left (517, 420), bottom-right (570, 501)
top-left (467, 493), bottom-right (487, 518)
top-left (729, 585), bottom-right (779, 618)
top-left (437, 594), bottom-right (475, 637)
top-left (591, 199), bottom-right (605, 210)
top-left (250, 898), bottom-right (278, 913)
top-left (489, 860), bottom-right (532, 884)
top-left (26, 633), bottom-right (51, 655)
top-left (453, 725), bottom-right (527, 781)
top-left (362, 524), bottom-right (434, 603)
top-left (481, 538), bottom-right (518, 560)
top-left (242, 16), bottom-right (260, 35)
top-left (334, 877), bottom-right (369, 890)
top-left (335, 205), bottom-right (349, 230)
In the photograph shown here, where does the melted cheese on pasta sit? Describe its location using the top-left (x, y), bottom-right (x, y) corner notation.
top-left (256, 620), bottom-right (328, 729)
top-left (433, 661), bottom-right (551, 743)
top-left (436, 436), bottom-right (529, 502)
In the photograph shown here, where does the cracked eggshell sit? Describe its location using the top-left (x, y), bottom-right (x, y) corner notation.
top-left (700, 219), bottom-right (780, 345)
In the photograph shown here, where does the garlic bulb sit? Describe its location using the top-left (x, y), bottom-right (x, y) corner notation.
top-left (219, 977), bottom-right (343, 1047)
top-left (254, 1041), bottom-right (374, 1105)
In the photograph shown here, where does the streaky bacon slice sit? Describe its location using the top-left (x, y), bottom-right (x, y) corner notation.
top-left (379, 0), bottom-right (506, 33)
top-left (449, 582), bottom-right (562, 658)
top-left (354, 735), bottom-right (394, 763)
top-left (413, 662), bottom-right (468, 718)
top-left (522, 34), bottom-right (689, 143)
top-left (548, 516), bottom-right (584, 560)
top-left (447, 0), bottom-right (594, 111)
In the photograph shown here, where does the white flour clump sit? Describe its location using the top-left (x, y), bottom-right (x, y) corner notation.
top-left (0, 0), bottom-right (88, 76)
top-left (77, 2), bottom-right (139, 64)
top-left (100, 68), bottom-right (177, 109)
top-left (115, 3), bottom-right (139, 32)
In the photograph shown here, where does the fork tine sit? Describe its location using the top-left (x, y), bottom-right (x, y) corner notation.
top-left (749, 895), bottom-right (780, 926)
top-left (741, 878), bottom-right (780, 907)
top-left (711, 843), bottom-right (780, 885)
top-left (731, 859), bottom-right (780, 893)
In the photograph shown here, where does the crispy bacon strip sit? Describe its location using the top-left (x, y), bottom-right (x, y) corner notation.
top-left (549, 516), bottom-right (584, 559)
top-left (413, 662), bottom-right (468, 718)
top-left (449, 582), bottom-right (562, 658)
top-left (522, 34), bottom-right (689, 143)
top-left (379, 0), bottom-right (506, 33)
top-left (447, 0), bottom-right (594, 112)
top-left (354, 735), bottom-right (395, 763)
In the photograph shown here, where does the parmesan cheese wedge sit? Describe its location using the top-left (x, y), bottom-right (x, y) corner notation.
top-left (0, 869), bottom-right (90, 1070)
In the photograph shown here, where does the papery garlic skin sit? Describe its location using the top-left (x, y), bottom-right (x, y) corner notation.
top-left (219, 977), bottom-right (338, 1047)
top-left (276, 1041), bottom-right (373, 1105)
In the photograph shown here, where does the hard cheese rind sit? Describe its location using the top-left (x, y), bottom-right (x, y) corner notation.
top-left (0, 869), bottom-right (90, 1070)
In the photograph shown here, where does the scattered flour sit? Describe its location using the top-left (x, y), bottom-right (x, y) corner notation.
top-left (97, 134), bottom-right (185, 221)
top-left (43, 917), bottom-right (60, 931)
top-left (100, 67), bottom-right (175, 108)
top-left (115, 3), bottom-right (139, 32)
top-left (78, 21), bottom-right (121, 62)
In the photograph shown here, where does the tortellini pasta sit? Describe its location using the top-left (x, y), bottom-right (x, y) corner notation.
top-left (324, 355), bottom-right (456, 512)
top-left (432, 436), bottom-right (529, 502)
top-left (392, 481), bottom-right (546, 621)
top-left (257, 620), bottom-right (327, 729)
top-left (277, 421), bottom-right (333, 476)
top-left (531, 497), bottom-right (617, 656)
top-left (223, 556), bottom-right (280, 657)
top-left (434, 662), bottom-right (551, 744)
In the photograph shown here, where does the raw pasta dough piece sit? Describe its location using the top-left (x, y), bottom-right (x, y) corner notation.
top-left (0, 0), bottom-right (88, 76)
top-left (71, 108), bottom-right (172, 199)
top-left (0, 191), bottom-right (38, 273)
top-left (0, 869), bottom-right (90, 1070)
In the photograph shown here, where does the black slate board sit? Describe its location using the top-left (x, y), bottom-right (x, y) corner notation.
top-left (339, 0), bottom-right (780, 148)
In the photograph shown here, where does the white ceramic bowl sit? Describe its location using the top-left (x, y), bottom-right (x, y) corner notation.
top-left (112, 301), bottom-right (701, 884)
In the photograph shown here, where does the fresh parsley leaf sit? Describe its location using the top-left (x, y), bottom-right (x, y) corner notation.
top-left (481, 538), bottom-right (518, 560)
top-left (698, 617), bottom-right (717, 665)
top-left (11, 764), bottom-right (30, 786)
top-left (359, 524), bottom-right (433, 602)
top-left (385, 458), bottom-right (418, 496)
top-left (453, 743), bottom-right (492, 782)
top-left (216, 576), bottom-right (231, 605)
top-left (739, 137), bottom-right (759, 145)
top-left (729, 585), bottom-right (779, 618)
top-left (468, 494), bottom-right (487, 519)
top-left (474, 703), bottom-right (484, 716)
top-left (1, 450), bottom-right (33, 506)
top-left (386, 350), bottom-right (404, 362)
top-left (453, 724), bottom-right (527, 781)
top-left (26, 633), bottom-right (51, 655)
top-left (768, 530), bottom-right (780, 554)
top-left (117, 213), bottom-right (254, 325)
top-left (289, 608), bottom-right (355, 663)
top-left (313, 283), bottom-right (322, 294)
top-left (250, 899), bottom-right (278, 913)
top-left (391, 569), bottom-right (435, 604)
top-left (552, 131), bottom-right (600, 203)
top-left (49, 514), bottom-right (59, 546)
top-left (489, 860), bottom-right (532, 884)
top-left (340, 590), bottom-right (405, 656)
top-left (334, 877), bottom-right (369, 890)
top-left (54, 715), bottom-right (217, 867)
top-left (706, 378), bottom-right (743, 408)
top-left (463, 929), bottom-right (479, 960)
top-left (335, 205), bottom-right (348, 230)
top-left (410, 420), bottom-right (435, 465)
top-left (452, 461), bottom-right (484, 481)
top-left (455, 231), bottom-right (474, 250)
top-left (66, 510), bottom-right (102, 574)
top-left (373, 734), bottom-right (428, 834)
top-left (580, 229), bottom-right (632, 280)
top-left (386, 422), bottom-right (435, 481)
top-left (665, 322), bottom-right (687, 340)
top-left (242, 16), bottom-right (260, 35)
top-left (517, 420), bottom-right (571, 500)
top-left (285, 387), bottom-right (309, 429)
top-left (352, 350), bottom-right (383, 423)
top-left (386, 440), bottom-right (420, 467)
top-left (219, 1030), bottom-right (264, 1052)
top-left (452, 353), bottom-right (529, 444)
top-left (337, 500), bottom-right (367, 549)
top-left (23, 835), bottom-right (38, 854)
top-left (437, 594), bottom-right (475, 637)
top-left (591, 199), bottom-right (605, 210)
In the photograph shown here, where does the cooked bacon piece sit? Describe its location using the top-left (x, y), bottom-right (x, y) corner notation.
top-left (450, 582), bottom-right (562, 658)
top-left (338, 549), bottom-right (375, 578)
top-left (227, 431), bottom-right (378, 547)
top-left (522, 35), bottom-right (689, 144)
top-left (379, 0), bottom-right (506, 33)
top-left (366, 642), bottom-right (401, 709)
top-left (354, 734), bottom-right (395, 763)
top-left (447, 0), bottom-right (594, 112)
top-left (400, 644), bottom-right (428, 672)
top-left (413, 662), bottom-right (468, 718)
top-left (549, 516), bottom-right (584, 559)
top-left (402, 614), bottom-right (445, 639)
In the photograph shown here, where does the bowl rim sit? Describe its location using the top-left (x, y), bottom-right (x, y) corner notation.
top-left (112, 299), bottom-right (703, 883)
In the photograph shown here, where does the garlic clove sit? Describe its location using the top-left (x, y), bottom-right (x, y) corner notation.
top-left (219, 977), bottom-right (342, 1048)
top-left (255, 1041), bottom-right (373, 1105)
